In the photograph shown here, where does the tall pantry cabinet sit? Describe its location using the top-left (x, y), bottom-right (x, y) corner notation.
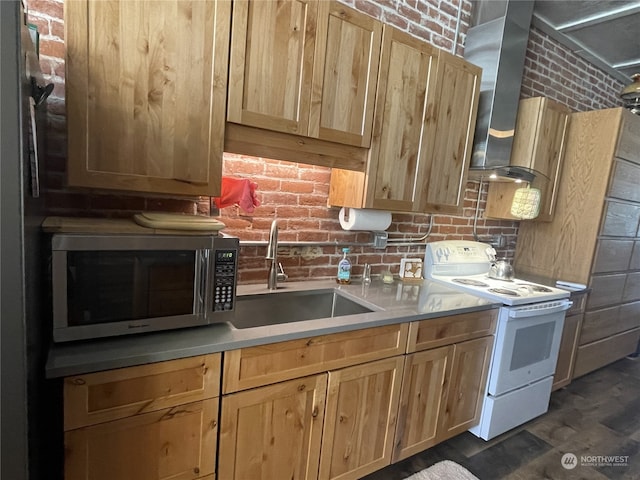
top-left (514, 108), bottom-right (640, 378)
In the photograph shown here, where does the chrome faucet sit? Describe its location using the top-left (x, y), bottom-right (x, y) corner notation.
top-left (266, 219), bottom-right (287, 289)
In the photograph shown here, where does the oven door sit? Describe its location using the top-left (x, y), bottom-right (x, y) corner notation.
top-left (488, 300), bottom-right (572, 396)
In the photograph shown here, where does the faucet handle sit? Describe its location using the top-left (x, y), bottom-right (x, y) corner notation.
top-left (277, 262), bottom-right (288, 282)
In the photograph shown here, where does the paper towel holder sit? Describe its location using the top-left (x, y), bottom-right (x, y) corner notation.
top-left (372, 231), bottom-right (388, 249)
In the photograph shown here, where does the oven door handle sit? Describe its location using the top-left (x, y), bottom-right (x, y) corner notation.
top-left (507, 300), bottom-right (573, 318)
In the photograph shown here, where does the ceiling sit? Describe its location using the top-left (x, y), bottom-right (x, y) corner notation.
top-left (532, 1), bottom-right (640, 83)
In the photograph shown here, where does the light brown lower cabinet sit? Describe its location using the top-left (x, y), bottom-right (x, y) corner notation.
top-left (437, 336), bottom-right (493, 441)
top-left (319, 356), bottom-right (404, 480)
top-left (65, 400), bottom-right (218, 480)
top-left (393, 346), bottom-right (450, 461)
top-left (552, 312), bottom-right (583, 391)
top-left (63, 354), bottom-right (221, 480)
top-left (393, 330), bottom-right (495, 461)
top-left (218, 356), bottom-right (404, 480)
top-left (218, 374), bottom-right (328, 480)
top-left (61, 314), bottom-right (497, 480)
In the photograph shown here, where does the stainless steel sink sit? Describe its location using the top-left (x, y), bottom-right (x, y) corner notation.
top-left (229, 288), bottom-right (375, 329)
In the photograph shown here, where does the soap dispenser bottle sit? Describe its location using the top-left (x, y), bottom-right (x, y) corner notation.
top-left (336, 248), bottom-right (352, 284)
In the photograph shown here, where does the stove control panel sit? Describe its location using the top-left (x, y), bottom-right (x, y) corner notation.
top-left (424, 240), bottom-right (495, 277)
top-left (427, 240), bottom-right (494, 264)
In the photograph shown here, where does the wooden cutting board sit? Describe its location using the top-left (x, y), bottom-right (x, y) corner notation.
top-left (42, 215), bottom-right (226, 235)
top-left (133, 212), bottom-right (226, 231)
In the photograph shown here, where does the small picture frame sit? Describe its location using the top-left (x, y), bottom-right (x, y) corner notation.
top-left (400, 258), bottom-right (423, 283)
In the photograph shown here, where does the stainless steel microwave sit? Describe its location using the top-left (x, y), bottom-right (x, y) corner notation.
top-left (51, 233), bottom-right (239, 342)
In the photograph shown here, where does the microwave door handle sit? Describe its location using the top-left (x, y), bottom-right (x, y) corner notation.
top-left (194, 250), bottom-right (208, 315)
top-left (508, 300), bottom-right (573, 319)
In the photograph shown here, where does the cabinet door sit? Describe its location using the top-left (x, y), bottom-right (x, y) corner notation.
top-left (319, 356), bottom-right (404, 480)
top-left (365, 27), bottom-right (438, 212)
top-left (227, 0), bottom-right (317, 136)
top-left (552, 313), bottom-right (582, 391)
top-left (531, 100), bottom-right (571, 221)
top-left (309, 1), bottom-right (381, 147)
top-left (393, 346), bottom-right (451, 462)
top-left (420, 52), bottom-right (481, 215)
top-left (65, 399), bottom-right (218, 480)
top-left (66, 0), bottom-right (230, 196)
top-left (437, 336), bottom-right (493, 441)
top-left (219, 374), bottom-right (327, 480)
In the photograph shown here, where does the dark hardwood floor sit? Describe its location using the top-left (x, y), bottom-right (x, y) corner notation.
top-left (363, 356), bottom-right (640, 480)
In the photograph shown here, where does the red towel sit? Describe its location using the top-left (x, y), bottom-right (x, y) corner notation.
top-left (213, 177), bottom-right (260, 213)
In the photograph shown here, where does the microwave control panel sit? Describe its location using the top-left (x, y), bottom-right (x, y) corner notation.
top-left (212, 249), bottom-right (237, 312)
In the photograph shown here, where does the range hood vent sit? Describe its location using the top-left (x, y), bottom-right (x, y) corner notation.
top-left (464, 0), bottom-right (534, 179)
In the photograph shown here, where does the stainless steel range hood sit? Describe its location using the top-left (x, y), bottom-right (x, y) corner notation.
top-left (464, 0), bottom-right (535, 182)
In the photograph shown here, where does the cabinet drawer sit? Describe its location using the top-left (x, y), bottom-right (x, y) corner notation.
top-left (623, 272), bottom-right (640, 302)
top-left (64, 354), bottom-right (221, 430)
top-left (65, 399), bottom-right (218, 480)
top-left (223, 324), bottom-right (409, 393)
top-left (600, 200), bottom-right (640, 237)
top-left (619, 301), bottom-right (640, 331)
top-left (581, 302), bottom-right (640, 345)
top-left (608, 160), bottom-right (640, 202)
top-left (616, 110), bottom-right (640, 163)
top-left (407, 309), bottom-right (497, 353)
top-left (586, 274), bottom-right (626, 309)
top-left (592, 239), bottom-right (634, 273)
top-left (629, 241), bottom-right (640, 270)
top-left (580, 306), bottom-right (620, 345)
top-left (573, 327), bottom-right (640, 378)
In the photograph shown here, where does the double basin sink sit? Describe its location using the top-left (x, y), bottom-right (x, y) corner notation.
top-left (228, 288), bottom-right (377, 330)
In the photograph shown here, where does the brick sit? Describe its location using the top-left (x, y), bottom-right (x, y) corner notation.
top-left (353, 0), bottom-right (383, 18)
top-left (281, 180), bottom-right (314, 194)
top-left (382, 10), bottom-right (409, 30)
top-left (50, 19), bottom-right (64, 40)
top-left (38, 38), bottom-right (65, 59)
top-left (27, 0), bottom-right (64, 21)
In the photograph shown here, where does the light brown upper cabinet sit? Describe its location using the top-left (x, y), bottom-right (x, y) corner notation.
top-left (485, 97), bottom-right (571, 222)
top-left (227, 0), bottom-right (381, 149)
top-left (328, 27), bottom-right (481, 214)
top-left (65, 0), bottom-right (231, 196)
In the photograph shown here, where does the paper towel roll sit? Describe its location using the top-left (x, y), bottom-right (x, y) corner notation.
top-left (339, 207), bottom-right (392, 231)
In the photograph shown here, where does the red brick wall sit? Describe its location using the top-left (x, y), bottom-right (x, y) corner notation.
top-left (25, 0), bottom-right (624, 285)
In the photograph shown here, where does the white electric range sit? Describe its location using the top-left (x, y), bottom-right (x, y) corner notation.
top-left (423, 240), bottom-right (572, 440)
top-left (424, 240), bottom-right (570, 305)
